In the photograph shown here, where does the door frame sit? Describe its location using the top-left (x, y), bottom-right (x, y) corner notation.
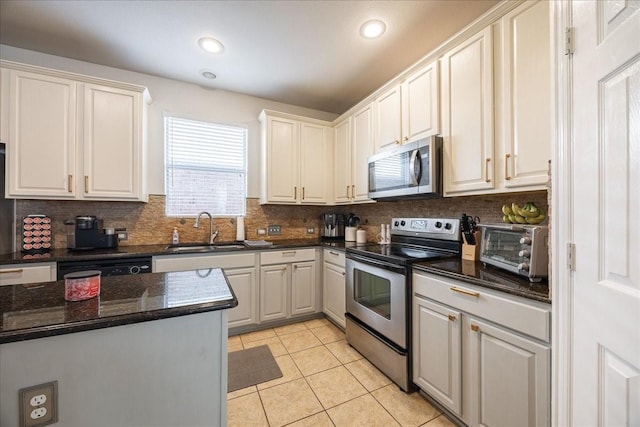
top-left (551, 1), bottom-right (573, 425)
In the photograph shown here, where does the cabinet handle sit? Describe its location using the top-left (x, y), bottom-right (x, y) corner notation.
top-left (302, 187), bottom-right (305, 200)
top-left (403, 136), bottom-right (409, 141)
top-left (485, 158), bottom-right (492, 183)
top-left (450, 287), bottom-right (480, 297)
top-left (505, 154), bottom-right (512, 180)
top-left (282, 251), bottom-right (296, 256)
top-left (0, 269), bottom-right (24, 274)
top-left (342, 272), bottom-right (346, 276)
top-left (448, 314), bottom-right (457, 322)
top-left (84, 176), bottom-right (89, 193)
top-left (470, 324), bottom-right (480, 332)
top-left (329, 251), bottom-right (340, 256)
top-left (293, 264), bottom-right (298, 270)
top-left (68, 175), bottom-right (73, 192)
top-left (346, 185), bottom-right (350, 199)
top-left (351, 185), bottom-right (355, 198)
top-left (395, 140), bottom-right (400, 144)
top-left (294, 186), bottom-right (297, 199)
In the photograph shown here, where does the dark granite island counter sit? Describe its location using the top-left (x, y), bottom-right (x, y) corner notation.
top-left (0, 269), bottom-right (238, 427)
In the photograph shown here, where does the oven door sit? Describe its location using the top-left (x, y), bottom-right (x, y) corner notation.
top-left (345, 255), bottom-right (407, 349)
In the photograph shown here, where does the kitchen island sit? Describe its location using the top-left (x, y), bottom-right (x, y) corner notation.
top-left (0, 269), bottom-right (237, 427)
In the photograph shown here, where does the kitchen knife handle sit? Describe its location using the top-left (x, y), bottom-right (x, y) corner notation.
top-left (505, 154), bottom-right (511, 180)
top-left (450, 287), bottom-right (480, 298)
top-left (68, 174), bottom-right (73, 192)
top-left (84, 176), bottom-right (89, 193)
top-left (485, 158), bottom-right (492, 182)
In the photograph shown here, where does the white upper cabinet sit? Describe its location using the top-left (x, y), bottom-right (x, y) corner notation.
top-left (497, 0), bottom-right (551, 189)
top-left (1, 61), bottom-right (150, 201)
top-left (442, 0), bottom-right (551, 196)
top-left (260, 110), bottom-right (332, 205)
top-left (374, 85), bottom-right (402, 152)
top-left (333, 105), bottom-right (374, 204)
top-left (374, 61), bottom-right (440, 153)
top-left (441, 26), bottom-right (495, 195)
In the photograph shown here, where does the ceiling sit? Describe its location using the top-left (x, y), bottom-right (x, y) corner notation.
top-left (0, 0), bottom-right (499, 114)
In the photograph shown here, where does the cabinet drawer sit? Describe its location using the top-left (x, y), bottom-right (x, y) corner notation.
top-left (260, 248), bottom-right (316, 265)
top-left (413, 272), bottom-right (550, 343)
top-left (323, 248), bottom-right (345, 266)
top-left (0, 263), bottom-right (56, 286)
top-left (153, 252), bottom-right (256, 273)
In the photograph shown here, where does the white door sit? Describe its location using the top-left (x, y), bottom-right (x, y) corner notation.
top-left (299, 122), bottom-right (328, 204)
top-left (259, 264), bottom-right (288, 321)
top-left (225, 267), bottom-right (257, 328)
top-left (565, 1), bottom-right (640, 425)
top-left (290, 261), bottom-right (316, 316)
top-left (351, 103), bottom-right (374, 201)
top-left (333, 117), bottom-right (352, 204)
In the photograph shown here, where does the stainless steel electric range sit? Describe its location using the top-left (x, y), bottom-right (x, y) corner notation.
top-left (345, 217), bottom-right (461, 391)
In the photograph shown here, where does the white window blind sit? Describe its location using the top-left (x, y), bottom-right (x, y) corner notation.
top-left (165, 116), bottom-right (247, 216)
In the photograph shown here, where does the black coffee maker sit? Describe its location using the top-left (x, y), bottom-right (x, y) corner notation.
top-left (66, 216), bottom-right (118, 251)
top-left (322, 213), bottom-right (345, 238)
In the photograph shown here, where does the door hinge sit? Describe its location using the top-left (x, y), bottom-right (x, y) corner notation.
top-left (567, 243), bottom-right (576, 271)
top-left (565, 27), bottom-right (574, 56)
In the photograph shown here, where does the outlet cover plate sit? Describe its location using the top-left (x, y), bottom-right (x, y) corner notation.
top-left (267, 225), bottom-right (281, 235)
top-left (19, 381), bottom-right (58, 427)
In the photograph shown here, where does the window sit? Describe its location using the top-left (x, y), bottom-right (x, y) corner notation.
top-left (165, 116), bottom-right (247, 217)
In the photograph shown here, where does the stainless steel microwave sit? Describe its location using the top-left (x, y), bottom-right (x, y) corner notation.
top-left (479, 223), bottom-right (549, 281)
top-left (367, 135), bottom-right (443, 200)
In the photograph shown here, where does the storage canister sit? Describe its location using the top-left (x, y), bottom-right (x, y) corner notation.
top-left (64, 270), bottom-right (101, 301)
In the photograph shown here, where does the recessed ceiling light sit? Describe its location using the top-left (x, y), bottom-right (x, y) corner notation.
top-left (198, 37), bottom-right (224, 54)
top-left (202, 71), bottom-right (217, 80)
top-left (360, 20), bottom-right (386, 39)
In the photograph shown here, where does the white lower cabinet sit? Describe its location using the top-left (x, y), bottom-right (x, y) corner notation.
top-left (0, 263), bottom-right (56, 286)
top-left (412, 271), bottom-right (550, 426)
top-left (322, 249), bottom-right (346, 328)
top-left (152, 252), bottom-right (258, 328)
top-left (259, 249), bottom-right (319, 322)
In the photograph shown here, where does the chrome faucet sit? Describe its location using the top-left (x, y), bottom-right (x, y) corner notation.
top-left (194, 211), bottom-right (218, 244)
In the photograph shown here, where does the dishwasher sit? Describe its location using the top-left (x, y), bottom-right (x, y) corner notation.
top-left (56, 257), bottom-right (153, 280)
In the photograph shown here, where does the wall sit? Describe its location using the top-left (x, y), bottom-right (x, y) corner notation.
top-left (15, 192), bottom-right (548, 249)
top-left (0, 44), bottom-right (338, 197)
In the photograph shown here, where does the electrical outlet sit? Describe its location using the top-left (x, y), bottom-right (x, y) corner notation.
top-left (306, 227), bottom-right (315, 234)
top-left (267, 225), bottom-right (281, 235)
top-left (256, 228), bottom-right (266, 236)
top-left (19, 381), bottom-right (58, 427)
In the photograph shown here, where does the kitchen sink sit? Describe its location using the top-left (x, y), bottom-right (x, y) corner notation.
top-left (165, 243), bottom-right (245, 253)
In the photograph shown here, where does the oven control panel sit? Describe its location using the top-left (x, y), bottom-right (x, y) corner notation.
top-left (390, 218), bottom-right (460, 241)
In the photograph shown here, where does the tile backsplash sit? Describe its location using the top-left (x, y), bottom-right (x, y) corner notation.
top-left (14, 191), bottom-right (548, 249)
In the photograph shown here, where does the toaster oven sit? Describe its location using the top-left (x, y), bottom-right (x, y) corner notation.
top-left (479, 223), bottom-right (549, 282)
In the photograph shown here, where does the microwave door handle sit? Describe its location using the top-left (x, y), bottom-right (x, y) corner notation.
top-left (409, 149), bottom-right (422, 185)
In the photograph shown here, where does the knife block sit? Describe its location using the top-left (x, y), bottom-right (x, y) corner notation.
top-left (461, 231), bottom-right (480, 261)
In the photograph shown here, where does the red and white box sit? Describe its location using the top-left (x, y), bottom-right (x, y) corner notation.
top-left (63, 270), bottom-right (101, 301)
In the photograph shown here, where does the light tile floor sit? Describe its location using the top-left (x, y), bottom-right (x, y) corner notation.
top-left (227, 318), bottom-right (456, 427)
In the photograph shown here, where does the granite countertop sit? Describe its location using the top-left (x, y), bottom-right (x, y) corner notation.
top-left (413, 259), bottom-right (550, 304)
top-left (0, 268), bottom-right (238, 344)
top-left (0, 239), bottom-right (353, 265)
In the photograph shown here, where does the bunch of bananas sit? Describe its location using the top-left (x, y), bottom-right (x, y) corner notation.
top-left (502, 202), bottom-right (546, 224)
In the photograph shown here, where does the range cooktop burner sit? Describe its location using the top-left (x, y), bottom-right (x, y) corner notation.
top-left (346, 217), bottom-right (462, 265)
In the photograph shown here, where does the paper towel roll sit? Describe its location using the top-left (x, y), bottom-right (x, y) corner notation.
top-left (356, 229), bottom-right (367, 244)
top-left (236, 217), bottom-right (245, 241)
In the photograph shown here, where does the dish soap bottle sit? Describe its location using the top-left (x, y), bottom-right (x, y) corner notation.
top-left (172, 227), bottom-right (179, 244)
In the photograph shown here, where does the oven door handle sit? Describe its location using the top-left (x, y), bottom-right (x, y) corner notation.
top-left (347, 253), bottom-right (408, 274)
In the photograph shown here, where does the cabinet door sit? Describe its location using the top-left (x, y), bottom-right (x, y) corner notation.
top-left (291, 261), bottom-right (316, 316)
top-left (322, 261), bottom-right (346, 328)
top-left (299, 122), bottom-right (329, 204)
top-left (375, 85), bottom-right (402, 152)
top-left (333, 117), bottom-right (352, 204)
top-left (264, 116), bottom-right (298, 203)
top-left (225, 267), bottom-right (257, 328)
top-left (463, 316), bottom-right (550, 427)
top-left (441, 26), bottom-right (495, 195)
top-left (259, 264), bottom-right (288, 321)
top-left (351, 104), bottom-right (374, 202)
top-left (402, 61), bottom-right (439, 142)
top-left (5, 69), bottom-right (77, 198)
top-left (412, 295), bottom-right (462, 415)
top-left (82, 84), bottom-right (142, 200)
top-left (499, 1), bottom-right (551, 189)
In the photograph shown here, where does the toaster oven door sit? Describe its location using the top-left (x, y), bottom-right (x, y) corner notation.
top-left (479, 227), bottom-right (523, 274)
